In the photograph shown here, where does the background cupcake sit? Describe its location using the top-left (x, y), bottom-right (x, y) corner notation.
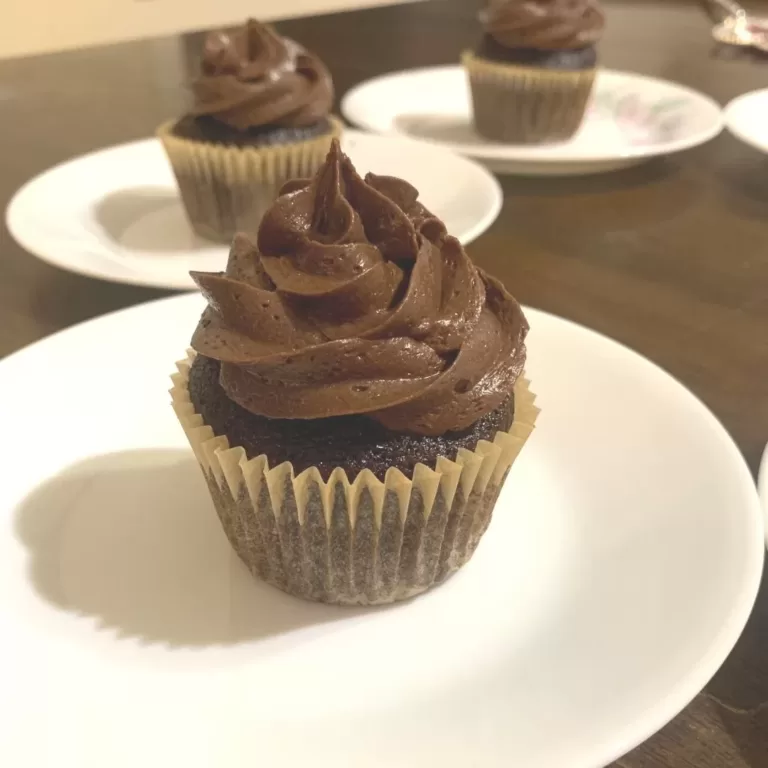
top-left (171, 141), bottom-right (537, 606)
top-left (464, 0), bottom-right (605, 144)
top-left (158, 19), bottom-right (342, 242)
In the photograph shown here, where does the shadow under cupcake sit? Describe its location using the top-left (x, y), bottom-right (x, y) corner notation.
top-left (158, 19), bottom-right (342, 243)
top-left (171, 141), bottom-right (538, 605)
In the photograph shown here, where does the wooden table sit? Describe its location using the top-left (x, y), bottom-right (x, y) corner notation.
top-left (1, 0), bottom-right (767, 764)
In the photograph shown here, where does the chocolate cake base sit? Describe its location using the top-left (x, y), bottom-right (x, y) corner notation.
top-left (188, 354), bottom-right (515, 480)
top-left (475, 36), bottom-right (597, 71)
top-left (172, 115), bottom-right (334, 148)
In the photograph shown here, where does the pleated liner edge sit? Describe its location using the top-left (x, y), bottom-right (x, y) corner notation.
top-left (170, 351), bottom-right (539, 605)
top-left (157, 116), bottom-right (343, 243)
top-left (463, 50), bottom-right (596, 144)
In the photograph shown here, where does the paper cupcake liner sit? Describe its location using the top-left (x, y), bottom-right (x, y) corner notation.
top-left (170, 353), bottom-right (539, 605)
top-left (463, 51), bottom-right (596, 144)
top-left (157, 117), bottom-right (343, 243)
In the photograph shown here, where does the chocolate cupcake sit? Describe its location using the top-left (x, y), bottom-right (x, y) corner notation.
top-left (158, 19), bottom-right (342, 242)
top-left (171, 141), bottom-right (538, 605)
top-left (464, 0), bottom-right (605, 143)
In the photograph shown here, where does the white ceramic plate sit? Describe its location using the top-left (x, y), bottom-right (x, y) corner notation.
top-left (5, 130), bottom-right (502, 291)
top-left (342, 66), bottom-right (724, 175)
top-left (759, 442), bottom-right (768, 548)
top-left (725, 88), bottom-right (768, 154)
top-left (0, 294), bottom-right (762, 768)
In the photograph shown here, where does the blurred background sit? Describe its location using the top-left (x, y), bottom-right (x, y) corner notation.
top-left (1, 0), bottom-right (425, 59)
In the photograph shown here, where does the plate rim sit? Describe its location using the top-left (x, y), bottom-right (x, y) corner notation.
top-left (341, 65), bottom-right (725, 164)
top-left (4, 130), bottom-right (503, 293)
top-left (4, 137), bottom-right (204, 292)
top-left (724, 87), bottom-right (768, 154)
top-left (758, 440), bottom-right (768, 547)
top-left (524, 306), bottom-right (765, 767)
top-left (0, 293), bottom-right (763, 768)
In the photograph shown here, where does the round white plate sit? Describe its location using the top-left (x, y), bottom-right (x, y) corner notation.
top-left (0, 294), bottom-right (762, 768)
top-left (342, 66), bottom-right (724, 175)
top-left (725, 88), bottom-right (768, 154)
top-left (759, 442), bottom-right (768, 548)
top-left (5, 130), bottom-right (502, 291)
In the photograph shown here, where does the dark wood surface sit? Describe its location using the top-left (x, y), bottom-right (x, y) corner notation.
top-left (1, 0), bottom-right (767, 764)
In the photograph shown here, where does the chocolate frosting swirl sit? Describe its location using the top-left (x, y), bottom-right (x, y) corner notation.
top-left (190, 141), bottom-right (528, 436)
top-left (482, 0), bottom-right (605, 50)
top-left (191, 19), bottom-right (333, 130)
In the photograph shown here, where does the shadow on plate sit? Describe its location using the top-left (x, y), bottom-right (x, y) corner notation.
top-left (14, 449), bottom-right (365, 647)
top-left (94, 187), bottom-right (213, 254)
top-left (394, 113), bottom-right (481, 145)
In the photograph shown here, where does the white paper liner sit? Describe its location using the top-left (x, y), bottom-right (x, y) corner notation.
top-left (463, 51), bottom-right (596, 144)
top-left (170, 352), bottom-right (539, 605)
top-left (157, 116), bottom-right (343, 242)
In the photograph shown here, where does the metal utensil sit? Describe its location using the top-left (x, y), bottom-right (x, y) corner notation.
top-left (710, 0), bottom-right (768, 53)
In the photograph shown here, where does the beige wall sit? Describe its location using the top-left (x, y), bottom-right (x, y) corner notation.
top-left (2, 0), bottom-right (421, 60)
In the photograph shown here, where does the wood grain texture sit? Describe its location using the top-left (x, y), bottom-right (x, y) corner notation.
top-left (0, 1), bottom-right (766, 764)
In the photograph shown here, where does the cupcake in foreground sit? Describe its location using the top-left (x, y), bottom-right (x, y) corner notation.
top-left (463, 0), bottom-right (605, 143)
top-left (171, 140), bottom-right (538, 605)
top-left (158, 18), bottom-right (342, 242)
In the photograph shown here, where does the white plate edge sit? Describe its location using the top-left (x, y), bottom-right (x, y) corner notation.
top-left (523, 308), bottom-right (765, 767)
top-left (758, 441), bottom-right (768, 548)
top-left (724, 88), bottom-right (768, 154)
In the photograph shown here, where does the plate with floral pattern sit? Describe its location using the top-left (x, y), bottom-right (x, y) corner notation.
top-left (343, 66), bottom-right (723, 175)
